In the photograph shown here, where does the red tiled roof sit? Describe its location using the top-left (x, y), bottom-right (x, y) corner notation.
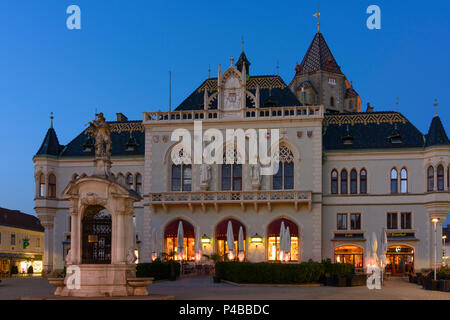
top-left (0, 207), bottom-right (44, 232)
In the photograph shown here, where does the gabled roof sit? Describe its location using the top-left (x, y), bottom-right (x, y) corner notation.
top-left (175, 75), bottom-right (301, 111)
top-left (295, 32), bottom-right (343, 75)
top-left (323, 112), bottom-right (425, 150)
top-left (0, 207), bottom-right (44, 232)
top-left (35, 127), bottom-right (61, 157)
top-left (425, 115), bottom-right (449, 147)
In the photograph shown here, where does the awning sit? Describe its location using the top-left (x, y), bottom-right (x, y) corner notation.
top-left (0, 253), bottom-right (43, 260)
top-left (267, 219), bottom-right (299, 237)
top-left (331, 238), bottom-right (366, 242)
top-left (387, 237), bottom-right (419, 241)
top-left (164, 219), bottom-right (195, 238)
top-left (216, 219), bottom-right (246, 240)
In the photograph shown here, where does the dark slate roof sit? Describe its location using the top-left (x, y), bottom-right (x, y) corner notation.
top-left (35, 127), bottom-right (61, 157)
top-left (0, 207), bottom-right (44, 232)
top-left (295, 32), bottom-right (343, 75)
top-left (58, 121), bottom-right (145, 158)
top-left (175, 75), bottom-right (301, 111)
top-left (425, 116), bottom-right (449, 147)
top-left (235, 51), bottom-right (250, 74)
top-left (323, 112), bottom-right (425, 150)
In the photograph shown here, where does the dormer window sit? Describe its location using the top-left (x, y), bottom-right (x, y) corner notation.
top-left (82, 134), bottom-right (94, 152)
top-left (125, 132), bottom-right (138, 152)
top-left (342, 126), bottom-right (354, 145)
top-left (389, 124), bottom-right (402, 144)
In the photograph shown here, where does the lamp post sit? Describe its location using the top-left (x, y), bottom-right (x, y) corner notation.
top-left (443, 235), bottom-right (447, 267)
top-left (431, 218), bottom-right (440, 280)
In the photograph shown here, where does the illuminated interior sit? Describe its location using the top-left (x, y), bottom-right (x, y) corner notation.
top-left (267, 236), bottom-right (299, 261)
top-left (334, 245), bottom-right (364, 268)
top-left (165, 236), bottom-right (195, 261)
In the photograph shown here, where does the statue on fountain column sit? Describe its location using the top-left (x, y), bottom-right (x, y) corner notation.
top-left (200, 164), bottom-right (212, 191)
top-left (87, 112), bottom-right (112, 177)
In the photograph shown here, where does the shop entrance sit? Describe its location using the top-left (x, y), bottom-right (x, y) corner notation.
top-left (386, 245), bottom-right (414, 276)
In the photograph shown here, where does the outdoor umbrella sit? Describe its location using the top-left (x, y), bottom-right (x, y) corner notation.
top-left (285, 226), bottom-right (291, 262)
top-left (152, 229), bottom-right (157, 261)
top-left (379, 228), bottom-right (387, 267)
top-left (279, 221), bottom-right (286, 261)
top-left (177, 221), bottom-right (184, 260)
top-left (238, 226), bottom-right (245, 262)
top-left (195, 231), bottom-right (201, 262)
top-left (227, 220), bottom-right (235, 260)
top-left (371, 232), bottom-right (378, 266)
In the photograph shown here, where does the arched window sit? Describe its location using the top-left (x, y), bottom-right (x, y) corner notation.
top-left (390, 169), bottom-right (398, 194)
top-left (222, 149), bottom-right (242, 191)
top-left (48, 174), bottom-right (56, 198)
top-left (341, 170), bottom-right (348, 194)
top-left (267, 218), bottom-right (299, 262)
top-left (82, 206), bottom-right (112, 264)
top-left (330, 96), bottom-right (335, 107)
top-left (350, 169), bottom-right (357, 194)
top-left (400, 168), bottom-right (408, 193)
top-left (126, 173), bottom-right (134, 190)
top-left (215, 219), bottom-right (246, 260)
top-left (360, 169), bottom-right (367, 194)
top-left (273, 146), bottom-right (294, 190)
top-left (135, 173), bottom-right (142, 195)
top-left (427, 166), bottom-right (434, 192)
top-left (38, 173), bottom-right (45, 198)
top-left (437, 165), bottom-right (444, 191)
top-left (331, 170), bottom-right (338, 194)
top-left (172, 164), bottom-right (192, 191)
top-left (164, 219), bottom-right (195, 261)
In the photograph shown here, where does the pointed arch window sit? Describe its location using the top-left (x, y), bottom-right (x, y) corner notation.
top-left (331, 170), bottom-right (338, 194)
top-left (273, 146), bottom-right (294, 190)
top-left (427, 166), bottom-right (434, 192)
top-left (222, 149), bottom-right (242, 191)
top-left (390, 169), bottom-right (398, 194)
top-left (400, 168), bottom-right (408, 193)
top-left (48, 174), bottom-right (56, 198)
top-left (360, 169), bottom-right (367, 194)
top-left (126, 173), bottom-right (134, 190)
top-left (340, 170), bottom-right (348, 194)
top-left (350, 169), bottom-right (357, 194)
top-left (38, 173), bottom-right (45, 198)
top-left (135, 173), bottom-right (142, 195)
top-left (437, 165), bottom-right (444, 191)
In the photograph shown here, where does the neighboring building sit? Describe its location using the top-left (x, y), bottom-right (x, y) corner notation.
top-left (0, 207), bottom-right (44, 275)
top-left (33, 31), bottom-right (450, 276)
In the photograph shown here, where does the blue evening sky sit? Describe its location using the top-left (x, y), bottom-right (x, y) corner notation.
top-left (0, 1), bottom-right (448, 224)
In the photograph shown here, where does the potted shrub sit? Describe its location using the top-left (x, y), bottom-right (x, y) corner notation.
top-left (203, 254), bottom-right (223, 283)
top-left (27, 265), bottom-right (34, 275)
top-left (438, 267), bottom-right (450, 292)
top-left (10, 265), bottom-right (18, 275)
top-left (160, 251), bottom-right (180, 281)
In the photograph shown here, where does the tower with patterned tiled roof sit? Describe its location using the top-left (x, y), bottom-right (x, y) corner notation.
top-left (289, 32), bottom-right (361, 113)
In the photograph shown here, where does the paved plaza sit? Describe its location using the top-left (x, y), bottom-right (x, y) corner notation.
top-left (0, 276), bottom-right (449, 300)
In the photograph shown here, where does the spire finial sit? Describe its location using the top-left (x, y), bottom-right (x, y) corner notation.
top-left (434, 98), bottom-right (438, 116)
top-left (313, 4), bottom-right (321, 33)
top-left (230, 56), bottom-right (234, 67)
top-left (50, 112), bottom-right (54, 128)
top-left (241, 36), bottom-right (244, 52)
top-left (396, 97), bottom-right (400, 112)
top-left (208, 64), bottom-right (211, 78)
top-left (276, 61), bottom-right (280, 76)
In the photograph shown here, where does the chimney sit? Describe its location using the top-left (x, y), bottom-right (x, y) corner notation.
top-left (116, 113), bottom-right (128, 122)
top-left (366, 103), bottom-right (374, 113)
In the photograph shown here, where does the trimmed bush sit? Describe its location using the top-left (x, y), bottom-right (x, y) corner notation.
top-left (437, 267), bottom-right (450, 280)
top-left (136, 260), bottom-right (180, 280)
top-left (215, 261), bottom-right (325, 284)
top-left (27, 266), bottom-right (33, 274)
top-left (10, 265), bottom-right (18, 275)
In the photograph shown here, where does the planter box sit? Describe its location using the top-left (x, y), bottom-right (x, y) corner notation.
top-left (432, 280), bottom-right (440, 291)
top-left (423, 278), bottom-right (432, 290)
top-left (347, 274), bottom-right (367, 287)
top-left (439, 280), bottom-right (450, 292)
top-left (336, 275), bottom-right (347, 287)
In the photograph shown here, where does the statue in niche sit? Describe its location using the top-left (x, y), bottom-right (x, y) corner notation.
top-left (250, 163), bottom-right (261, 189)
top-left (200, 164), bottom-right (212, 190)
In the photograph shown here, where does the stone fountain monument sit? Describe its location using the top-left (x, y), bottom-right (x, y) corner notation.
top-left (48, 113), bottom-right (152, 297)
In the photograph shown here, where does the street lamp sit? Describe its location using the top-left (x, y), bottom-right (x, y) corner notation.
top-left (443, 235), bottom-right (448, 267)
top-left (431, 218), bottom-right (440, 280)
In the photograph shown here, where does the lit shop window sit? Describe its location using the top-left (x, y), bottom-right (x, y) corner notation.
top-left (267, 218), bottom-right (299, 262)
top-left (164, 219), bottom-right (195, 261)
top-left (334, 246), bottom-right (363, 268)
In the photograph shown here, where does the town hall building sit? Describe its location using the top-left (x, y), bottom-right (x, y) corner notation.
top-left (33, 31), bottom-right (450, 276)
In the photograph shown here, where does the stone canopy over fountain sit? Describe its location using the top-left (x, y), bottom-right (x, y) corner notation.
top-left (49, 113), bottom-right (152, 297)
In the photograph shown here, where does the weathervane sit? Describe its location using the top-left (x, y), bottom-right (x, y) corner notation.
top-left (396, 97), bottom-right (400, 112)
top-left (313, 4), bottom-right (321, 33)
top-left (434, 98), bottom-right (438, 116)
top-left (241, 36), bottom-right (244, 52)
top-left (208, 64), bottom-right (211, 78)
top-left (276, 61), bottom-right (280, 76)
top-left (50, 112), bottom-right (54, 128)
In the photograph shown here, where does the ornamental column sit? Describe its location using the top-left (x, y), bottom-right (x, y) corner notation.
top-left (35, 208), bottom-right (57, 274)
